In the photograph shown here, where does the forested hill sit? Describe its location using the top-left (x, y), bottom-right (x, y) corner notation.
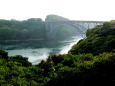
top-left (0, 20), bottom-right (115, 86)
top-left (0, 18), bottom-right (46, 41)
top-left (45, 14), bottom-right (69, 21)
top-left (69, 20), bottom-right (115, 55)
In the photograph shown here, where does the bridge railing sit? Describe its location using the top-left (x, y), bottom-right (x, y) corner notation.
top-left (45, 20), bottom-right (107, 23)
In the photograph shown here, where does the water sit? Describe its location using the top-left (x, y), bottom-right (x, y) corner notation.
top-left (0, 36), bottom-right (82, 64)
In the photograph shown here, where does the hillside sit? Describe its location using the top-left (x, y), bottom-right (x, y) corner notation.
top-left (69, 20), bottom-right (115, 55)
top-left (45, 14), bottom-right (69, 21)
top-left (0, 20), bottom-right (115, 86)
top-left (0, 18), bottom-right (46, 41)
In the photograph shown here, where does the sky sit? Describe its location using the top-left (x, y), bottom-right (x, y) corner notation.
top-left (0, 0), bottom-right (115, 21)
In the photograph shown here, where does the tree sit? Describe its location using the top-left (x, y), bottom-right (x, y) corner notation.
top-left (0, 49), bottom-right (8, 59)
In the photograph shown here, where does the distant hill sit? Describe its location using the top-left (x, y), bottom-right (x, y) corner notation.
top-left (0, 18), bottom-right (46, 41)
top-left (45, 14), bottom-right (69, 21)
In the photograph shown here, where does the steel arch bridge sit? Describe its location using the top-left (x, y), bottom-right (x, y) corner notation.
top-left (45, 20), bottom-right (105, 39)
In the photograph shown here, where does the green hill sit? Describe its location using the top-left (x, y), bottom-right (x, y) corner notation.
top-left (0, 18), bottom-right (46, 41)
top-left (45, 14), bottom-right (69, 21)
top-left (69, 20), bottom-right (115, 55)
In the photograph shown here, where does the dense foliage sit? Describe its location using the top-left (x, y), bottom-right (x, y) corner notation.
top-left (0, 20), bottom-right (115, 86)
top-left (0, 50), bottom-right (115, 86)
top-left (0, 18), bottom-right (46, 41)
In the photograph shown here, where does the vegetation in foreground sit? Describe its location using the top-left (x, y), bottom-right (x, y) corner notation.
top-left (0, 20), bottom-right (115, 86)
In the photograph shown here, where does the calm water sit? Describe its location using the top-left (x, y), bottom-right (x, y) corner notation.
top-left (0, 36), bottom-right (82, 64)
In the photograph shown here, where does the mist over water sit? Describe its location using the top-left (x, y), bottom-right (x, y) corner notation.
top-left (2, 36), bottom-right (82, 64)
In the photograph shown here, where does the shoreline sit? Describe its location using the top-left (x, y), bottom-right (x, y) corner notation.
top-left (0, 39), bottom-right (46, 43)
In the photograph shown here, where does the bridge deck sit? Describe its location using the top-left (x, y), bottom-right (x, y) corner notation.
top-left (46, 20), bottom-right (106, 23)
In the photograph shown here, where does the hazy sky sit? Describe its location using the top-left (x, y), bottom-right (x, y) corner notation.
top-left (0, 0), bottom-right (115, 21)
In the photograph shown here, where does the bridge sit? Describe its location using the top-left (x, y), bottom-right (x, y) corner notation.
top-left (45, 20), bottom-right (105, 39)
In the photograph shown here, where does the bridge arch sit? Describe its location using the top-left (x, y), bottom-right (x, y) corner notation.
top-left (45, 20), bottom-right (104, 39)
top-left (46, 22), bottom-right (88, 39)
